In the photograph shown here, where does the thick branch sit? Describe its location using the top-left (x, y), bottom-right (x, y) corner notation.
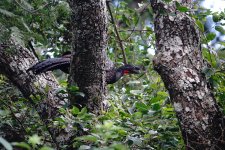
top-left (151, 1), bottom-right (225, 149)
top-left (0, 39), bottom-right (74, 149)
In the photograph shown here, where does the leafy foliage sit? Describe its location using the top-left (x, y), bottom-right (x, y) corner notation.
top-left (1, 0), bottom-right (225, 149)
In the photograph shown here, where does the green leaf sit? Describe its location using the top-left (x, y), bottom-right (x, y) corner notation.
top-left (215, 26), bottom-right (225, 34)
top-left (212, 14), bottom-right (221, 22)
top-left (0, 137), bottom-right (13, 150)
top-left (177, 6), bottom-right (189, 12)
top-left (110, 143), bottom-right (128, 150)
top-left (145, 26), bottom-right (153, 37)
top-left (133, 112), bottom-right (143, 119)
top-left (135, 102), bottom-right (149, 114)
top-left (157, 91), bottom-right (168, 98)
top-left (103, 120), bottom-right (114, 129)
top-left (195, 20), bottom-right (204, 32)
top-left (175, 2), bottom-right (189, 12)
top-left (71, 106), bottom-right (80, 115)
top-left (39, 146), bottom-right (54, 150)
top-left (206, 33), bottom-right (216, 41)
top-left (152, 103), bottom-right (161, 111)
top-left (12, 142), bottom-right (31, 150)
top-left (68, 85), bottom-right (79, 93)
top-left (28, 134), bottom-right (41, 146)
top-left (163, 0), bottom-right (172, 2)
top-left (80, 107), bottom-right (87, 115)
top-left (76, 135), bottom-right (98, 142)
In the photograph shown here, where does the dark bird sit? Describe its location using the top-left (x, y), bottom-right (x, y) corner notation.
top-left (27, 53), bottom-right (140, 84)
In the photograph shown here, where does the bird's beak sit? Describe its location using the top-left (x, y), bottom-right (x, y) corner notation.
top-left (132, 68), bottom-right (141, 74)
top-left (133, 70), bottom-right (140, 74)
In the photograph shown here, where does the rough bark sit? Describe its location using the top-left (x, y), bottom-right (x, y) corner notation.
top-left (68, 0), bottom-right (108, 114)
top-left (151, 0), bottom-right (225, 149)
top-left (0, 39), bottom-right (74, 149)
top-left (0, 124), bottom-right (25, 142)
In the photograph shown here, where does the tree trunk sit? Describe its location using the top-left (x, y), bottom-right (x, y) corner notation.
top-left (0, 39), bottom-right (75, 149)
top-left (151, 1), bottom-right (225, 149)
top-left (68, 0), bottom-right (108, 114)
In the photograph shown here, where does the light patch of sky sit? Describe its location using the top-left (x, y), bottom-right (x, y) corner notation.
top-left (202, 0), bottom-right (225, 12)
top-left (202, 0), bottom-right (225, 49)
top-left (148, 0), bottom-right (225, 55)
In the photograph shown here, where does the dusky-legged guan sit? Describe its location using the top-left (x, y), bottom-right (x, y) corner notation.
top-left (27, 52), bottom-right (140, 84)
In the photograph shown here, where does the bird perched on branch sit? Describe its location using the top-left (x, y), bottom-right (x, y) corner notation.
top-left (27, 52), bottom-right (140, 84)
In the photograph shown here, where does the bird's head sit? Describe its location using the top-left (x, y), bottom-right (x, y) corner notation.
top-left (117, 64), bottom-right (141, 75)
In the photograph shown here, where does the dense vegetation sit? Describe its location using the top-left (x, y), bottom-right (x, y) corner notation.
top-left (1, 0), bottom-right (225, 149)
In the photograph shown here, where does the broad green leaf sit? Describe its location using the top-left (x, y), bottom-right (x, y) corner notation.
top-left (39, 146), bottom-right (54, 150)
top-left (206, 33), bottom-right (216, 41)
top-left (80, 107), bottom-right (87, 115)
top-left (12, 142), bottom-right (31, 150)
top-left (71, 106), bottom-right (80, 115)
top-left (177, 6), bottom-right (189, 12)
top-left (152, 103), bottom-right (161, 111)
top-left (28, 134), bottom-right (41, 146)
top-left (215, 26), bottom-right (225, 34)
top-left (157, 91), bottom-right (168, 97)
top-left (110, 143), bottom-right (128, 150)
top-left (135, 102), bottom-right (149, 114)
top-left (212, 14), bottom-right (221, 22)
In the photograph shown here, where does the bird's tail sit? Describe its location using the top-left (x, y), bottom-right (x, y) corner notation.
top-left (27, 57), bottom-right (70, 74)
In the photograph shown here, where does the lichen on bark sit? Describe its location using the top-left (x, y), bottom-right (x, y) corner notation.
top-left (0, 38), bottom-right (75, 149)
top-left (151, 0), bottom-right (225, 149)
top-left (68, 0), bottom-right (108, 114)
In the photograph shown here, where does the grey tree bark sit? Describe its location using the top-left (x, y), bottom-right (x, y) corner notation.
top-left (0, 38), bottom-right (75, 149)
top-left (68, 0), bottom-right (108, 114)
top-left (151, 0), bottom-right (225, 149)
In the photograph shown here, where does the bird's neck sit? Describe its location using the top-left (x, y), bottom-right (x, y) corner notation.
top-left (114, 68), bottom-right (127, 81)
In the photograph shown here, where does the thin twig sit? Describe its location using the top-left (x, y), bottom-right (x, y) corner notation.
top-left (124, 2), bottom-right (151, 41)
top-left (106, 1), bottom-right (127, 64)
top-left (28, 40), bottom-right (39, 60)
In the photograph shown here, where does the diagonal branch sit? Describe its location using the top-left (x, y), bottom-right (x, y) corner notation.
top-left (0, 39), bottom-right (75, 149)
top-left (106, 1), bottom-right (127, 64)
